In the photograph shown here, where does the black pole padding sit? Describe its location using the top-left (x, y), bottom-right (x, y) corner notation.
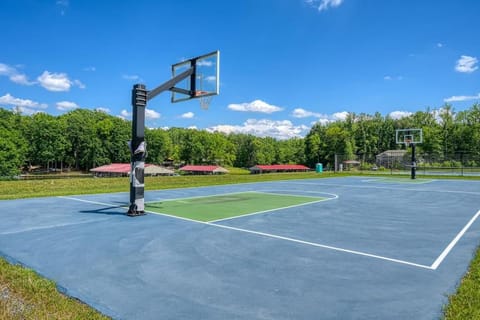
top-left (411, 143), bottom-right (416, 180)
top-left (128, 84), bottom-right (148, 216)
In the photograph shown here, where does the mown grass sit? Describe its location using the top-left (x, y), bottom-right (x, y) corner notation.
top-left (0, 257), bottom-right (109, 320)
top-left (0, 171), bottom-right (335, 200)
top-left (0, 172), bottom-right (479, 319)
top-left (443, 246), bottom-right (480, 320)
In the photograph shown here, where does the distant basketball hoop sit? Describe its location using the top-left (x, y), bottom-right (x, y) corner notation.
top-left (404, 137), bottom-right (412, 148)
top-left (395, 128), bottom-right (423, 180)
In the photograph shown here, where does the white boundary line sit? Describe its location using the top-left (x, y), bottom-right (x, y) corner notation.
top-left (285, 181), bottom-right (480, 195)
top-left (0, 218), bottom-right (112, 235)
top-left (60, 195), bottom-right (433, 270)
top-left (430, 209), bottom-right (480, 270)
top-left (58, 196), bottom-right (126, 207)
top-left (249, 191), bottom-right (327, 199)
top-left (209, 223), bottom-right (433, 270)
top-left (362, 178), bottom-right (435, 184)
top-left (258, 190), bottom-right (339, 198)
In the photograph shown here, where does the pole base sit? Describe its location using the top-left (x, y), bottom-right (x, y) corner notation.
top-left (127, 204), bottom-right (146, 217)
top-left (127, 210), bottom-right (146, 217)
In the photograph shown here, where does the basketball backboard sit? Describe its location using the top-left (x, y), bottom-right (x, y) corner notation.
top-left (171, 50), bottom-right (220, 103)
top-left (395, 128), bottom-right (423, 146)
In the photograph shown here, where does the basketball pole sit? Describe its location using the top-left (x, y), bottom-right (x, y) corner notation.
top-left (127, 68), bottom-right (195, 216)
top-left (410, 143), bottom-right (416, 180)
top-left (128, 84), bottom-right (147, 216)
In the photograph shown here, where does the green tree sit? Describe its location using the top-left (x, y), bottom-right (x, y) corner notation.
top-left (145, 128), bottom-right (173, 164)
top-left (25, 113), bottom-right (70, 170)
top-left (62, 109), bottom-right (105, 170)
top-left (0, 109), bottom-right (27, 176)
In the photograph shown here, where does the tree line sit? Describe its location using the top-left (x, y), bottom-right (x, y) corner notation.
top-left (305, 104), bottom-right (480, 169)
top-left (0, 104), bottom-right (479, 176)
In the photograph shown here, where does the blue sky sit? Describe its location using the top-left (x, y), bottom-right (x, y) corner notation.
top-left (1, 0), bottom-right (479, 139)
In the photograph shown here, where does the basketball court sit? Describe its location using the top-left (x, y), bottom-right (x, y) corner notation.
top-left (1, 176), bottom-right (479, 319)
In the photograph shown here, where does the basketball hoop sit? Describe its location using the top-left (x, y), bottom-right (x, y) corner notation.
top-left (395, 128), bottom-right (422, 180)
top-left (194, 90), bottom-right (212, 110)
top-left (404, 139), bottom-right (412, 148)
top-left (404, 134), bottom-right (413, 148)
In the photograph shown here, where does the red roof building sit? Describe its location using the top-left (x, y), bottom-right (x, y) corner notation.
top-left (178, 165), bottom-right (229, 175)
top-left (249, 164), bottom-right (310, 174)
top-left (90, 163), bottom-right (174, 177)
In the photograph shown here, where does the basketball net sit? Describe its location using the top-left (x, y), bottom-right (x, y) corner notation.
top-left (405, 139), bottom-right (412, 148)
top-left (199, 95), bottom-right (212, 110)
top-left (195, 91), bottom-right (212, 110)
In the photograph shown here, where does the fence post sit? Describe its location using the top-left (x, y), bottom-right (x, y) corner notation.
top-left (334, 154), bottom-right (338, 173)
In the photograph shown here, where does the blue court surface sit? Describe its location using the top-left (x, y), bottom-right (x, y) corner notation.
top-left (1, 177), bottom-right (480, 319)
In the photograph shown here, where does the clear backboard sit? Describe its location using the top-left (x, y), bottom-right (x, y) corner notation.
top-left (395, 128), bottom-right (423, 147)
top-left (171, 50), bottom-right (220, 104)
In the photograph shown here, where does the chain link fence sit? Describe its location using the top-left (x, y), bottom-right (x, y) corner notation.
top-left (332, 152), bottom-right (480, 177)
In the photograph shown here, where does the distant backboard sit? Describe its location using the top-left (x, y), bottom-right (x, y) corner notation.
top-left (171, 50), bottom-right (220, 103)
top-left (395, 128), bottom-right (423, 146)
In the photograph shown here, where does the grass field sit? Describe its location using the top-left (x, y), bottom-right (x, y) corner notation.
top-left (0, 172), bottom-right (479, 319)
top-left (0, 257), bottom-right (109, 320)
top-left (0, 171), bottom-right (327, 200)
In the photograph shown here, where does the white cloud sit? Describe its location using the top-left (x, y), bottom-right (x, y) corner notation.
top-left (9, 73), bottom-right (35, 85)
top-left (295, 109), bottom-right (350, 124)
top-left (73, 79), bottom-right (86, 89)
top-left (429, 107), bottom-right (454, 123)
top-left (37, 71), bottom-right (83, 91)
top-left (292, 108), bottom-right (323, 118)
top-left (384, 75), bottom-right (403, 81)
top-left (0, 63), bottom-right (15, 75)
top-left (197, 60), bottom-right (213, 67)
top-left (122, 74), bottom-right (141, 81)
top-left (188, 125), bottom-right (198, 130)
top-left (0, 63), bottom-right (35, 85)
top-left (38, 71), bottom-right (70, 91)
top-left (56, 0), bottom-right (69, 15)
top-left (1, 64), bottom-right (84, 89)
top-left (11, 106), bottom-right (44, 115)
top-left (204, 76), bottom-right (217, 82)
top-left (118, 109), bottom-right (131, 120)
top-left (83, 66), bottom-right (96, 72)
top-left (437, 43), bottom-right (443, 48)
top-left (56, 101), bottom-right (79, 111)
top-left (117, 108), bottom-right (160, 120)
top-left (95, 107), bottom-right (110, 113)
top-left (181, 112), bottom-right (194, 119)
top-left (332, 111), bottom-right (349, 121)
top-left (145, 108), bottom-right (161, 120)
top-left (0, 93), bottom-right (47, 109)
top-left (306, 0), bottom-right (344, 11)
top-left (228, 100), bottom-right (283, 114)
top-left (444, 93), bottom-right (480, 102)
top-left (208, 119), bottom-right (309, 140)
top-left (389, 111), bottom-right (412, 119)
top-left (455, 55), bottom-right (478, 73)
